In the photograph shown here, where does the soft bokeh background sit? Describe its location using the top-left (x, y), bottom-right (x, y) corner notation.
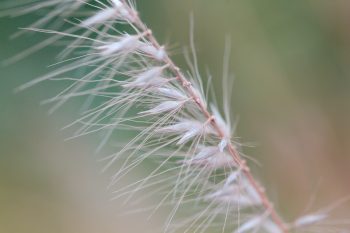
top-left (1, 1), bottom-right (350, 232)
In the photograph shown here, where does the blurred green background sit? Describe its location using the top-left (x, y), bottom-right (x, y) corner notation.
top-left (1, 0), bottom-right (350, 232)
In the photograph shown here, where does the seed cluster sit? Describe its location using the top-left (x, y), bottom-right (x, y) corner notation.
top-left (3, 0), bottom-right (345, 232)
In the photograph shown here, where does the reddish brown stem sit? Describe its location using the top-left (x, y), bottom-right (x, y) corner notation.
top-left (122, 1), bottom-right (288, 232)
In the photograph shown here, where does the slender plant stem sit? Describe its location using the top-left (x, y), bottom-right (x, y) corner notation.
top-left (121, 1), bottom-right (288, 232)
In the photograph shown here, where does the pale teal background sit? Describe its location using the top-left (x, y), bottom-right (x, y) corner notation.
top-left (1, 1), bottom-right (350, 232)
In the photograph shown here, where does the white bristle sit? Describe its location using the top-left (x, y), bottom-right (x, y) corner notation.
top-left (81, 7), bottom-right (116, 27)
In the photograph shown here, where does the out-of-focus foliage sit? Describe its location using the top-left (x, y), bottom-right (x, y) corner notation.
top-left (0, 1), bottom-right (349, 232)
